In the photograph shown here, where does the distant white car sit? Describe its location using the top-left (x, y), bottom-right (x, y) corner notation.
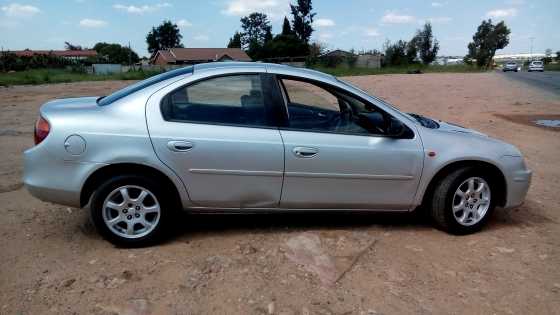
top-left (502, 62), bottom-right (518, 72)
top-left (528, 61), bottom-right (544, 72)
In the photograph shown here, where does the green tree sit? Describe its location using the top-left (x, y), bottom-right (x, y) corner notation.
top-left (146, 20), bottom-right (183, 54)
top-left (240, 12), bottom-right (272, 59)
top-left (64, 42), bottom-right (82, 50)
top-left (281, 16), bottom-right (293, 35)
top-left (383, 40), bottom-right (408, 66)
top-left (556, 51), bottom-right (560, 62)
top-left (543, 48), bottom-right (553, 64)
top-left (466, 19), bottom-right (510, 69)
top-left (415, 22), bottom-right (439, 65)
top-left (290, 0), bottom-right (315, 43)
top-left (405, 36), bottom-right (419, 64)
top-left (227, 31), bottom-right (242, 48)
top-left (261, 34), bottom-right (309, 58)
top-left (93, 42), bottom-right (139, 64)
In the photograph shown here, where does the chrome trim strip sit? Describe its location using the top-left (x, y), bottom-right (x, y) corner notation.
top-left (285, 172), bottom-right (414, 180)
top-left (186, 206), bottom-right (410, 212)
top-left (189, 169), bottom-right (283, 177)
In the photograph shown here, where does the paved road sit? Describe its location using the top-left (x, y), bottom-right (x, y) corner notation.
top-left (499, 70), bottom-right (560, 96)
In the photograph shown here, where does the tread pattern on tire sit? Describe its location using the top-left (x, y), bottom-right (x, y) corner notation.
top-left (429, 167), bottom-right (495, 235)
top-left (90, 174), bottom-right (175, 247)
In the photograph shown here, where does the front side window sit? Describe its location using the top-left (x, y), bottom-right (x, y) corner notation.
top-left (161, 74), bottom-right (269, 126)
top-left (279, 78), bottom-right (389, 135)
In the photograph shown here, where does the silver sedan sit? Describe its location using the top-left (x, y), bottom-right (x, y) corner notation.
top-left (23, 62), bottom-right (532, 246)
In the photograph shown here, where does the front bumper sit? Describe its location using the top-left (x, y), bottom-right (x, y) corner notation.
top-left (23, 144), bottom-right (105, 207)
top-left (500, 155), bottom-right (532, 208)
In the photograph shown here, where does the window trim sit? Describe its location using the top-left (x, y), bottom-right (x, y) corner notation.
top-left (272, 74), bottom-right (415, 139)
top-left (159, 72), bottom-right (282, 129)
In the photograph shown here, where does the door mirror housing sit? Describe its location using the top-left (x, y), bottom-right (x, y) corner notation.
top-left (387, 117), bottom-right (406, 137)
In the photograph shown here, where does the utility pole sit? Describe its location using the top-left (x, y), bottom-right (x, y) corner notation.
top-left (529, 37), bottom-right (535, 61)
top-left (128, 41), bottom-right (132, 69)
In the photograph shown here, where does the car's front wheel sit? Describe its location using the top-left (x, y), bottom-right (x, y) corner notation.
top-left (429, 167), bottom-right (496, 234)
top-left (90, 175), bottom-right (173, 247)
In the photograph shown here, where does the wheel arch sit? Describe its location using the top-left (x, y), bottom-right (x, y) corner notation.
top-left (80, 163), bottom-right (183, 208)
top-left (420, 160), bottom-right (507, 209)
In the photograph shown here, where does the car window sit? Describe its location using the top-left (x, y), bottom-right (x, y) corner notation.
top-left (279, 78), bottom-right (387, 135)
top-left (161, 74), bottom-right (270, 127)
top-left (98, 66), bottom-right (193, 106)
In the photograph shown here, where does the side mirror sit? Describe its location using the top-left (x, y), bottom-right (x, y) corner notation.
top-left (387, 117), bottom-right (406, 137)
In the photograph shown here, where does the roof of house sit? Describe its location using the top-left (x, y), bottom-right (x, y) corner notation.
top-left (320, 49), bottom-right (356, 57)
top-left (9, 49), bottom-right (97, 57)
top-left (154, 48), bottom-right (251, 63)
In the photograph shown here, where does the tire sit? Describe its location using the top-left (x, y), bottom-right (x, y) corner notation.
top-left (90, 174), bottom-right (175, 247)
top-left (429, 167), bottom-right (496, 234)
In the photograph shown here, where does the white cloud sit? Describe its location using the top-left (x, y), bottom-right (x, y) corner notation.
top-left (222, 0), bottom-right (291, 20)
top-left (79, 18), bottom-right (108, 28)
top-left (423, 16), bottom-right (452, 24)
top-left (505, 0), bottom-right (525, 5)
top-left (313, 18), bottom-right (335, 28)
top-left (318, 32), bottom-right (333, 40)
top-left (1, 3), bottom-right (40, 17)
top-left (431, 2), bottom-right (445, 7)
top-left (194, 34), bottom-right (209, 41)
top-left (381, 12), bottom-right (416, 24)
top-left (177, 19), bottom-right (192, 27)
top-left (365, 28), bottom-right (380, 37)
top-left (113, 2), bottom-right (171, 14)
top-left (486, 8), bottom-right (517, 18)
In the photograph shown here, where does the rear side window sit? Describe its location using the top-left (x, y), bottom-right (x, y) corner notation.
top-left (161, 74), bottom-right (270, 127)
top-left (98, 66), bottom-right (193, 106)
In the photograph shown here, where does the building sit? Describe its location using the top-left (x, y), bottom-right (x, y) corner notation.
top-left (320, 49), bottom-right (355, 59)
top-left (494, 52), bottom-right (557, 62)
top-left (151, 48), bottom-right (251, 65)
top-left (8, 49), bottom-right (97, 60)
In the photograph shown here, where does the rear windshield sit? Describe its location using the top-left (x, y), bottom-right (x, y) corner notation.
top-left (97, 66), bottom-right (193, 106)
top-left (532, 61), bottom-right (543, 65)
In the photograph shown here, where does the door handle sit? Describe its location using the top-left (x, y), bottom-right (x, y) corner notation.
top-left (293, 146), bottom-right (318, 158)
top-left (167, 140), bottom-right (193, 152)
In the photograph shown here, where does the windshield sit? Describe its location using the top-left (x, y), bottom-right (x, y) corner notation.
top-left (532, 61), bottom-right (542, 65)
top-left (336, 77), bottom-right (419, 125)
top-left (97, 66), bottom-right (194, 106)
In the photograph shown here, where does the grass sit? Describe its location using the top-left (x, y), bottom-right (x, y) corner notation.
top-left (310, 64), bottom-right (485, 76)
top-left (544, 63), bottom-right (560, 71)
top-left (0, 64), bottom-right (487, 86)
top-left (0, 68), bottom-right (162, 86)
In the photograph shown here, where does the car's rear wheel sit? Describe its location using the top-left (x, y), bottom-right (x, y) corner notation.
top-left (429, 167), bottom-right (496, 234)
top-left (90, 175), bottom-right (173, 247)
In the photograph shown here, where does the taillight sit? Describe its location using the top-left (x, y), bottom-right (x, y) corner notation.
top-left (34, 115), bottom-right (50, 145)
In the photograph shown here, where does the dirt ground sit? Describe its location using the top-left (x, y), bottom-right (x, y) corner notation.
top-left (0, 73), bottom-right (559, 315)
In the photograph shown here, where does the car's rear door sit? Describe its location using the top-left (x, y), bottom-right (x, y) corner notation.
top-left (274, 76), bottom-right (424, 210)
top-left (146, 71), bottom-right (285, 208)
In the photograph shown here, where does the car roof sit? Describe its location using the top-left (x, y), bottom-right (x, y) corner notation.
top-left (193, 62), bottom-right (337, 83)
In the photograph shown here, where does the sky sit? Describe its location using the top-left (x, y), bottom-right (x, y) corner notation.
top-left (1, 0), bottom-right (558, 58)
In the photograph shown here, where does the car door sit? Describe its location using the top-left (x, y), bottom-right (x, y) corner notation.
top-left (275, 77), bottom-right (424, 210)
top-left (146, 72), bottom-right (285, 208)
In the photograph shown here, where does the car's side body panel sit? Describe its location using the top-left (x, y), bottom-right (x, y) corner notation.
top-left (145, 65), bottom-right (287, 208)
top-left (411, 125), bottom-right (530, 208)
top-left (278, 130), bottom-right (423, 209)
top-left (23, 76), bottom-right (194, 208)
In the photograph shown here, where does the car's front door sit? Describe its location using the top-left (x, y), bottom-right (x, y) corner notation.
top-left (275, 77), bottom-right (424, 210)
top-left (147, 73), bottom-right (284, 208)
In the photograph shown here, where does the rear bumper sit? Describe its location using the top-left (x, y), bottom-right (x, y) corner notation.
top-left (23, 145), bottom-right (105, 207)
